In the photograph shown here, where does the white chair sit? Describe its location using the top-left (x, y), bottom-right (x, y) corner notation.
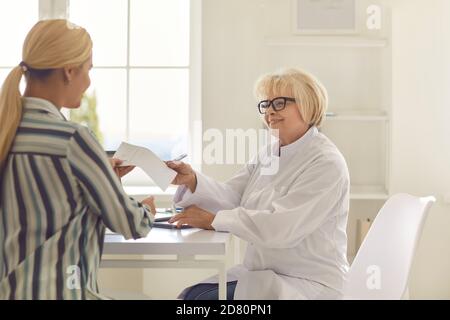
top-left (343, 193), bottom-right (435, 300)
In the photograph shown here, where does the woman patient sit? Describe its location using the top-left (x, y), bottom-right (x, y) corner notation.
top-left (0, 20), bottom-right (155, 299)
top-left (167, 68), bottom-right (350, 300)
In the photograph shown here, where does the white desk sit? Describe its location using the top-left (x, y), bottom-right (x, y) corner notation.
top-left (101, 227), bottom-right (233, 300)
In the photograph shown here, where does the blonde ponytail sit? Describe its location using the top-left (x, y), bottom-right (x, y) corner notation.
top-left (0, 66), bottom-right (24, 168)
top-left (0, 19), bottom-right (92, 169)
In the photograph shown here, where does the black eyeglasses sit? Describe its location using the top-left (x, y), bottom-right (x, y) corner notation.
top-left (257, 97), bottom-right (296, 114)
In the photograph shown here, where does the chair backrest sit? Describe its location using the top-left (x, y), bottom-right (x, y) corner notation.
top-left (343, 193), bottom-right (435, 299)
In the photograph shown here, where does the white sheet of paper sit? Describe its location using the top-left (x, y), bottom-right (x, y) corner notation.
top-left (113, 142), bottom-right (177, 191)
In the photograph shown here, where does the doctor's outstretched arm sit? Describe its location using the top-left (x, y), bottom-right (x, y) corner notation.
top-left (167, 160), bottom-right (253, 213)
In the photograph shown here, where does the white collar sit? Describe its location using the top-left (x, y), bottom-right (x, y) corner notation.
top-left (22, 97), bottom-right (66, 121)
top-left (274, 126), bottom-right (318, 158)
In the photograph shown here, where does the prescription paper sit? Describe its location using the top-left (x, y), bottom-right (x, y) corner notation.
top-left (113, 142), bottom-right (177, 191)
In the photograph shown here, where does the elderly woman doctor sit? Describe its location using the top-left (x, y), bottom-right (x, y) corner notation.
top-left (167, 68), bottom-right (350, 300)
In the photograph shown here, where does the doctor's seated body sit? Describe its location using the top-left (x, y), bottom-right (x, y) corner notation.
top-left (167, 68), bottom-right (350, 300)
top-left (0, 20), bottom-right (156, 300)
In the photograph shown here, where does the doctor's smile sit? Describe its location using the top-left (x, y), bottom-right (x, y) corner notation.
top-left (267, 118), bottom-right (284, 126)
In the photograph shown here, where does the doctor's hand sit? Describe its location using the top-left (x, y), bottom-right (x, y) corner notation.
top-left (168, 205), bottom-right (215, 230)
top-left (109, 158), bottom-right (135, 179)
top-left (166, 161), bottom-right (197, 193)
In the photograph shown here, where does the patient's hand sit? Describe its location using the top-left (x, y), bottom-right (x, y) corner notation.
top-left (168, 205), bottom-right (215, 230)
top-left (141, 196), bottom-right (157, 217)
top-left (109, 158), bottom-right (135, 179)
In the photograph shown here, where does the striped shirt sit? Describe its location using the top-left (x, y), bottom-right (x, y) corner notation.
top-left (0, 97), bottom-right (152, 300)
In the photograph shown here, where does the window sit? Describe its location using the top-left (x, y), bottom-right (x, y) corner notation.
top-left (69, 0), bottom-right (194, 187)
top-left (0, 0), bottom-right (200, 189)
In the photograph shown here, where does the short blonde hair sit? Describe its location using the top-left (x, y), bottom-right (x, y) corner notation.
top-left (0, 19), bottom-right (92, 168)
top-left (254, 68), bottom-right (328, 127)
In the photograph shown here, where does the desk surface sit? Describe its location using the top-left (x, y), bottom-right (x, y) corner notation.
top-left (103, 227), bottom-right (231, 256)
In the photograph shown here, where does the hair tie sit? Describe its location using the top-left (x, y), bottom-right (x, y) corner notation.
top-left (19, 61), bottom-right (28, 73)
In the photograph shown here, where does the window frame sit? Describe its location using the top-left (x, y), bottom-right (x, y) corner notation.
top-left (0, 0), bottom-right (202, 194)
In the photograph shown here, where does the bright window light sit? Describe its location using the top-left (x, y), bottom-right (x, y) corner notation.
top-left (69, 0), bottom-right (191, 186)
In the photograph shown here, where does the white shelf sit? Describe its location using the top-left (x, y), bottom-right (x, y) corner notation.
top-left (264, 36), bottom-right (388, 48)
top-left (325, 109), bottom-right (389, 122)
top-left (350, 185), bottom-right (389, 200)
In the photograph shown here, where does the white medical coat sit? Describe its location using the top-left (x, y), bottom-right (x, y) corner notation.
top-left (174, 126), bottom-right (350, 299)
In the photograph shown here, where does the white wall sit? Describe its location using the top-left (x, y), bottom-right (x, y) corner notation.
top-left (201, 0), bottom-right (267, 180)
top-left (390, 0), bottom-right (450, 299)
